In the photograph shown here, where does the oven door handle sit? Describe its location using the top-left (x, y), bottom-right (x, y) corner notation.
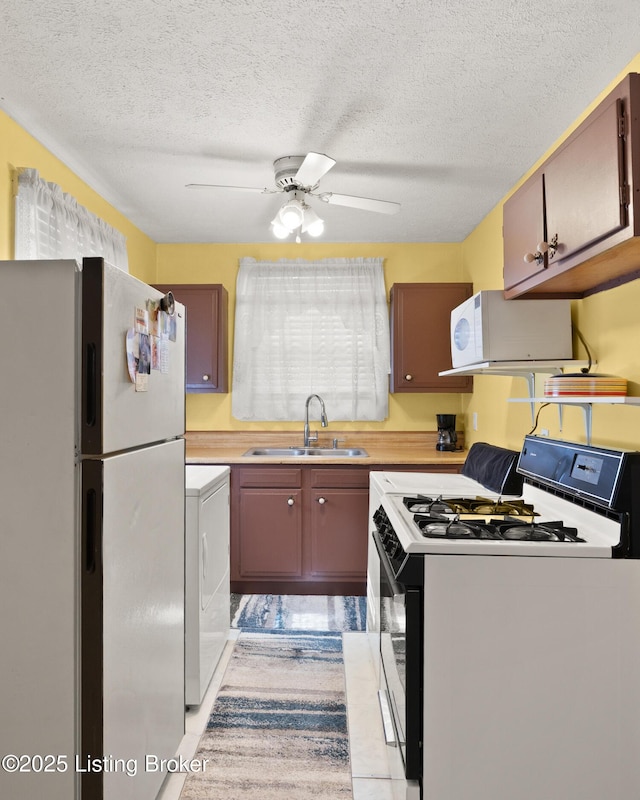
top-left (378, 689), bottom-right (398, 747)
top-left (372, 530), bottom-right (405, 600)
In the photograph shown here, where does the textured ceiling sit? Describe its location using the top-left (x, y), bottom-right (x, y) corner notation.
top-left (1, 1), bottom-right (640, 244)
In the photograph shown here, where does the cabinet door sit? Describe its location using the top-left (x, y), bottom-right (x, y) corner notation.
top-left (503, 173), bottom-right (546, 291)
top-left (390, 283), bottom-right (473, 392)
top-left (237, 488), bottom-right (302, 578)
top-left (503, 73), bottom-right (640, 299)
top-left (154, 284), bottom-right (228, 393)
top-left (545, 95), bottom-right (627, 265)
top-left (308, 488), bottom-right (369, 578)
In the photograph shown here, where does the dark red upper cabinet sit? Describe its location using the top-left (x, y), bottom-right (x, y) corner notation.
top-left (503, 73), bottom-right (640, 299)
top-left (390, 283), bottom-right (473, 392)
top-left (154, 283), bottom-right (228, 393)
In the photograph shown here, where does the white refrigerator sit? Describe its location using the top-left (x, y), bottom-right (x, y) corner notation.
top-left (0, 258), bottom-right (186, 800)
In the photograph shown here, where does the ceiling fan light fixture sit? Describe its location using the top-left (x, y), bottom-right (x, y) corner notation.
top-left (270, 209), bottom-right (291, 239)
top-left (306, 219), bottom-right (324, 237)
top-left (188, 151), bottom-right (401, 239)
top-left (271, 220), bottom-right (290, 239)
top-left (301, 206), bottom-right (324, 237)
top-left (279, 194), bottom-right (305, 230)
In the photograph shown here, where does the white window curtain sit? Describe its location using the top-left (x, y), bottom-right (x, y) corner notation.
top-left (232, 257), bottom-right (390, 421)
top-left (14, 168), bottom-right (129, 271)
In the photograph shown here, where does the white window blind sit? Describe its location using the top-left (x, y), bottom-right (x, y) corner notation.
top-left (232, 257), bottom-right (390, 421)
top-left (14, 168), bottom-right (128, 271)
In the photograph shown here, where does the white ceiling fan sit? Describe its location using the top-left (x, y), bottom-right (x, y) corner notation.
top-left (186, 152), bottom-right (400, 240)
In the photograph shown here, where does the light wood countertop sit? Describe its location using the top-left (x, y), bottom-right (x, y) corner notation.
top-left (185, 430), bottom-right (467, 467)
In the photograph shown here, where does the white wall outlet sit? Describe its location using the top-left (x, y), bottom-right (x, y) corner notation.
top-left (541, 428), bottom-right (549, 437)
top-left (472, 412), bottom-right (478, 431)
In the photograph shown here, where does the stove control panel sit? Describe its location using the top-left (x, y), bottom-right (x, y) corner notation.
top-left (373, 506), bottom-right (403, 558)
top-left (373, 506), bottom-right (424, 585)
top-left (518, 435), bottom-right (640, 509)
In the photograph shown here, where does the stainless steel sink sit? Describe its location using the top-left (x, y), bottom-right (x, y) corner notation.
top-left (243, 447), bottom-right (368, 458)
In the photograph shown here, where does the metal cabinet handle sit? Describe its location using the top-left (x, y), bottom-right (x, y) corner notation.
top-left (287, 497), bottom-right (295, 506)
top-left (404, 373), bottom-right (413, 381)
top-left (317, 497), bottom-right (326, 504)
top-left (202, 374), bottom-right (210, 381)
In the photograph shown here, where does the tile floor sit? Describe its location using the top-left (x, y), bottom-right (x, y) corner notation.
top-left (157, 629), bottom-right (409, 800)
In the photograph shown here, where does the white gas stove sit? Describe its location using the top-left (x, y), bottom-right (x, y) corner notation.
top-left (370, 436), bottom-right (640, 800)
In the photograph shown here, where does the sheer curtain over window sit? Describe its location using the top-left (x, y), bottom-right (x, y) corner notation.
top-left (14, 168), bottom-right (129, 271)
top-left (232, 257), bottom-right (390, 421)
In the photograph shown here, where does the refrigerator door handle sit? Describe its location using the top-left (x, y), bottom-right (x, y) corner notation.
top-left (80, 459), bottom-right (104, 793)
top-left (85, 342), bottom-right (97, 427)
top-left (82, 460), bottom-right (103, 576)
top-left (84, 488), bottom-right (97, 573)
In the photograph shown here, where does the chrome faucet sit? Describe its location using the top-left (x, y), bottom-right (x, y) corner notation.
top-left (303, 394), bottom-right (328, 447)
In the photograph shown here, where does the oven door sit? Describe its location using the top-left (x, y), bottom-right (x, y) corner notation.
top-left (374, 531), bottom-right (423, 782)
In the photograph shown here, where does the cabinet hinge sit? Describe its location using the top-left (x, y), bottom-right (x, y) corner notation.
top-left (620, 183), bottom-right (630, 206)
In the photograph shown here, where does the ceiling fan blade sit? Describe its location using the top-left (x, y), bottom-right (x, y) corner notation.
top-left (319, 192), bottom-right (400, 215)
top-left (294, 152), bottom-right (336, 187)
top-left (185, 183), bottom-right (276, 194)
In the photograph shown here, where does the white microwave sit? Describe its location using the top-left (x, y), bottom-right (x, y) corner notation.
top-left (450, 290), bottom-right (573, 368)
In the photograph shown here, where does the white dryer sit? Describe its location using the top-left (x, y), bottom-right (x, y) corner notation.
top-left (185, 465), bottom-right (230, 706)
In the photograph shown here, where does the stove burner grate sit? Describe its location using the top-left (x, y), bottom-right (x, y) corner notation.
top-left (403, 495), bottom-right (537, 517)
top-left (414, 514), bottom-right (503, 540)
top-left (491, 519), bottom-right (585, 543)
top-left (412, 513), bottom-right (585, 543)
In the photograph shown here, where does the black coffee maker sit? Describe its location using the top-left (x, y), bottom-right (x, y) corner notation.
top-left (436, 414), bottom-right (458, 451)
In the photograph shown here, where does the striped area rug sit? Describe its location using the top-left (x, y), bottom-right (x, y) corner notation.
top-left (180, 630), bottom-right (352, 799)
top-left (230, 593), bottom-right (366, 632)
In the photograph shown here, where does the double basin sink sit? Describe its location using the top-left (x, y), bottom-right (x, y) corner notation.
top-left (243, 446), bottom-right (368, 458)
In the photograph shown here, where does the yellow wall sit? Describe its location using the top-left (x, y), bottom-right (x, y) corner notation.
top-left (462, 53), bottom-right (640, 452)
top-left (0, 109), bottom-right (156, 282)
top-left (156, 242), bottom-right (468, 431)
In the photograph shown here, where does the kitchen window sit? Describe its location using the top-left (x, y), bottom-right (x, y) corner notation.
top-left (232, 257), bottom-right (390, 421)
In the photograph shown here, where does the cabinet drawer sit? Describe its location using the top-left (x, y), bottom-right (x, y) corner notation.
top-left (235, 467), bottom-right (302, 488)
top-left (309, 467), bottom-right (370, 489)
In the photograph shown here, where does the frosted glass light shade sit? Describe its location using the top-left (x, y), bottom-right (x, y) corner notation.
top-left (271, 221), bottom-right (290, 239)
top-left (280, 199), bottom-right (304, 230)
top-left (302, 206), bottom-right (324, 236)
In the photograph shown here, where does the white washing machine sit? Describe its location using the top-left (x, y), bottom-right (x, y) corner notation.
top-left (185, 465), bottom-right (230, 706)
